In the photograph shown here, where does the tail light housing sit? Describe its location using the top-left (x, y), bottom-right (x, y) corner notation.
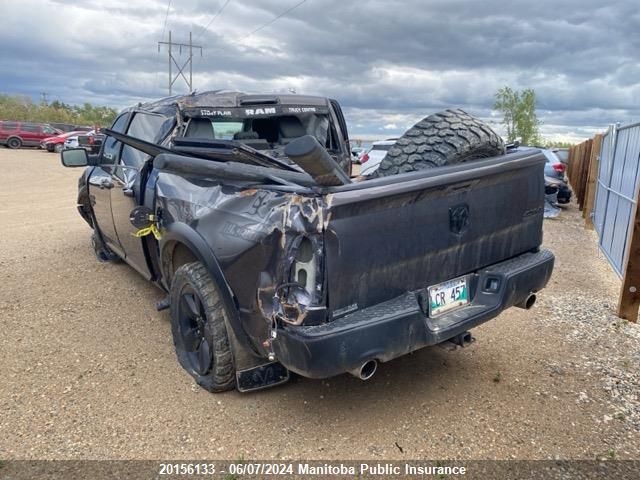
top-left (274, 235), bottom-right (326, 326)
top-left (293, 236), bottom-right (317, 294)
top-left (552, 163), bottom-right (565, 173)
top-left (361, 152), bottom-right (369, 163)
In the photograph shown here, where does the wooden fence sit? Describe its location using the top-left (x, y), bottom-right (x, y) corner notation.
top-left (567, 134), bottom-right (602, 229)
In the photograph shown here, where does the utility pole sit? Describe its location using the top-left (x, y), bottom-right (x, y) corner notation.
top-left (157, 31), bottom-right (203, 95)
top-left (40, 92), bottom-right (48, 105)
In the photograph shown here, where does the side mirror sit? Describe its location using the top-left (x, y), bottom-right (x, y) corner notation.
top-left (60, 148), bottom-right (89, 167)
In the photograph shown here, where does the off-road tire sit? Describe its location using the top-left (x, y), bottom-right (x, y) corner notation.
top-left (7, 137), bottom-right (22, 149)
top-left (170, 262), bottom-right (236, 393)
top-left (91, 233), bottom-right (120, 263)
top-left (375, 109), bottom-right (505, 177)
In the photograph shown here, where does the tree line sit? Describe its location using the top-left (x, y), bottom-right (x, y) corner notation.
top-left (0, 94), bottom-right (119, 127)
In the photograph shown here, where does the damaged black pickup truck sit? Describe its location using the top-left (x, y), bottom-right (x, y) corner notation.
top-left (61, 91), bottom-right (554, 393)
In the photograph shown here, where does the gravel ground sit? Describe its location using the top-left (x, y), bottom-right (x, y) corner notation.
top-left (1, 148), bottom-right (639, 460)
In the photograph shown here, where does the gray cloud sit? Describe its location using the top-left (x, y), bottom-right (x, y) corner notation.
top-left (0, 0), bottom-right (638, 141)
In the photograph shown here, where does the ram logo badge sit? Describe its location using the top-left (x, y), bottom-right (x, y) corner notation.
top-left (450, 204), bottom-right (470, 235)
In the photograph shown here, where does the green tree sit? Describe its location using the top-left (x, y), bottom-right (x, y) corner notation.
top-left (543, 140), bottom-right (574, 148)
top-left (0, 93), bottom-right (118, 127)
top-left (493, 86), bottom-right (541, 145)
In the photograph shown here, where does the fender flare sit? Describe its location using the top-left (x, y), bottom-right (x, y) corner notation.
top-left (160, 222), bottom-right (263, 367)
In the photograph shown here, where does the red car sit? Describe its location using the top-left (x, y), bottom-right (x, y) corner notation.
top-left (40, 131), bottom-right (86, 153)
top-left (0, 121), bottom-right (61, 149)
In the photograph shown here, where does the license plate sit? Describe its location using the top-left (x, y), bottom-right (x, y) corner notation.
top-left (428, 276), bottom-right (469, 316)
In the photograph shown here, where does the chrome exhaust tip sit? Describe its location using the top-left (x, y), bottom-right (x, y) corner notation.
top-left (349, 360), bottom-right (378, 380)
top-left (516, 293), bottom-right (537, 310)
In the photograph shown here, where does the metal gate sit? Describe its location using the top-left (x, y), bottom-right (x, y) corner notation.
top-left (593, 122), bottom-right (640, 277)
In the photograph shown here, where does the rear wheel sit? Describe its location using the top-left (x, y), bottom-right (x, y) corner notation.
top-left (375, 109), bottom-right (505, 177)
top-left (170, 262), bottom-right (236, 393)
top-left (7, 137), bottom-right (22, 149)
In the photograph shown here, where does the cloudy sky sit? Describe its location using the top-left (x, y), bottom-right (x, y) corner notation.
top-left (1, 0), bottom-right (638, 141)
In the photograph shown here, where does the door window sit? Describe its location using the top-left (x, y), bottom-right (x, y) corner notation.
top-left (21, 124), bottom-right (40, 133)
top-left (120, 113), bottom-right (170, 170)
top-left (101, 113), bottom-right (129, 164)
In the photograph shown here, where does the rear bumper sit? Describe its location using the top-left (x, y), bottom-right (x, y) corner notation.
top-left (273, 248), bottom-right (554, 378)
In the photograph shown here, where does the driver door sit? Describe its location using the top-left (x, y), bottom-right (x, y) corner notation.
top-left (109, 112), bottom-right (170, 280)
top-left (89, 113), bottom-right (130, 258)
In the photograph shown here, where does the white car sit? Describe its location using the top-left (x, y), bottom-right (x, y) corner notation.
top-left (64, 129), bottom-right (96, 149)
top-left (360, 139), bottom-right (397, 176)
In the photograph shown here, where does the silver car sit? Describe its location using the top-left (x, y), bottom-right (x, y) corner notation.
top-left (360, 139), bottom-right (397, 176)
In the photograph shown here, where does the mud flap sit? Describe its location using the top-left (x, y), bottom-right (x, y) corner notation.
top-left (236, 362), bottom-right (290, 393)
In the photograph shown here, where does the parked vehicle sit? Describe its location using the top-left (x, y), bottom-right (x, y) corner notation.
top-left (542, 149), bottom-right (572, 204)
top-left (60, 91), bottom-right (553, 393)
top-left (0, 121), bottom-right (61, 148)
top-left (77, 132), bottom-right (105, 154)
top-left (351, 146), bottom-right (365, 163)
top-left (50, 123), bottom-right (92, 133)
top-left (64, 129), bottom-right (99, 150)
top-left (41, 131), bottom-right (86, 153)
top-left (359, 139), bottom-right (396, 175)
top-left (519, 146), bottom-right (572, 205)
top-left (542, 149), bottom-right (566, 180)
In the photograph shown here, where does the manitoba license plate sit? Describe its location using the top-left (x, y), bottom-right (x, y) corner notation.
top-left (428, 276), bottom-right (469, 316)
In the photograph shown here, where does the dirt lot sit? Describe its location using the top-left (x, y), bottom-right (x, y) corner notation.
top-left (1, 148), bottom-right (639, 460)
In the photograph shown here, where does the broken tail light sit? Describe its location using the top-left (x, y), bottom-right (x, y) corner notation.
top-left (293, 236), bottom-right (316, 294)
top-left (275, 235), bottom-right (326, 325)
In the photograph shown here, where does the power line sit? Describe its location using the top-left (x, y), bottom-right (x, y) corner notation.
top-left (194, 0), bottom-right (232, 43)
top-left (161, 0), bottom-right (172, 41)
top-left (242, 0), bottom-right (309, 40)
top-left (156, 0), bottom-right (173, 93)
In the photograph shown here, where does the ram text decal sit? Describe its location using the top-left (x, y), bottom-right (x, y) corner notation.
top-left (244, 107), bottom-right (277, 116)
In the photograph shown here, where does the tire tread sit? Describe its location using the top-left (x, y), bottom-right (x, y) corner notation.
top-left (170, 262), bottom-right (236, 393)
top-left (376, 109), bottom-right (505, 177)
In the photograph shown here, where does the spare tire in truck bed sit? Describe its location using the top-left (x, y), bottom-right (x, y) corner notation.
top-left (375, 109), bottom-right (505, 177)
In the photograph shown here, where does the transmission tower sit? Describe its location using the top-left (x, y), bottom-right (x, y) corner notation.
top-left (157, 31), bottom-right (203, 95)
